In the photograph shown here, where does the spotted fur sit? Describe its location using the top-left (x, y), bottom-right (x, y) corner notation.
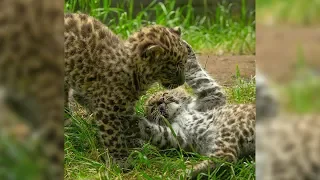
top-left (183, 41), bottom-right (226, 111)
top-left (0, 1), bottom-right (64, 179)
top-left (64, 13), bottom-right (188, 168)
top-left (140, 43), bottom-right (255, 179)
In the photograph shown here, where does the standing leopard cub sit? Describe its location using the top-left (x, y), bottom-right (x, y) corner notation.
top-left (64, 13), bottom-right (188, 168)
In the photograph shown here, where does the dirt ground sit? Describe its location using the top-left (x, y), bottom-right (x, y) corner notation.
top-left (197, 54), bottom-right (255, 86)
top-left (197, 24), bottom-right (320, 86)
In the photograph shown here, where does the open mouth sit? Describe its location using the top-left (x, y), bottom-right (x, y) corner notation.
top-left (158, 103), bottom-right (168, 118)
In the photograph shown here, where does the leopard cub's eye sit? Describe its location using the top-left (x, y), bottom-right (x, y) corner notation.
top-left (167, 96), bottom-right (175, 102)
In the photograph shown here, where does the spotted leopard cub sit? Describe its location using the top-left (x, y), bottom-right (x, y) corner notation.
top-left (64, 13), bottom-right (188, 168)
top-left (139, 43), bottom-right (255, 179)
top-left (256, 72), bottom-right (320, 180)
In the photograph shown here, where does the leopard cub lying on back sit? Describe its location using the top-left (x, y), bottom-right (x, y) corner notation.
top-left (139, 42), bottom-right (256, 179)
top-left (64, 13), bottom-right (188, 168)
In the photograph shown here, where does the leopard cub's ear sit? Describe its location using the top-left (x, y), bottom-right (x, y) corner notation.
top-left (142, 45), bottom-right (164, 60)
top-left (172, 26), bottom-right (182, 36)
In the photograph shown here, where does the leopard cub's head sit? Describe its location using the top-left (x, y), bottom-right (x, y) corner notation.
top-left (127, 25), bottom-right (188, 89)
top-left (144, 87), bottom-right (192, 125)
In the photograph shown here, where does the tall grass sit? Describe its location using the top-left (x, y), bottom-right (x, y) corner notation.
top-left (64, 0), bottom-right (256, 179)
top-left (65, 0), bottom-right (255, 54)
top-left (226, 66), bottom-right (256, 104)
top-left (64, 73), bottom-right (256, 180)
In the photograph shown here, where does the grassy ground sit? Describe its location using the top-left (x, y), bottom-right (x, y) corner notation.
top-left (3, 0), bottom-right (320, 179)
top-left (64, 70), bottom-right (256, 180)
top-left (64, 0), bottom-right (256, 179)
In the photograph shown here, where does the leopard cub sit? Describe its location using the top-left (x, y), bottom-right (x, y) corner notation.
top-left (139, 42), bottom-right (255, 179)
top-left (64, 13), bottom-right (188, 168)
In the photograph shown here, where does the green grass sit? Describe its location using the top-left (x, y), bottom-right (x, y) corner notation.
top-left (64, 69), bottom-right (256, 180)
top-left (257, 0), bottom-right (320, 25)
top-left (226, 66), bottom-right (256, 104)
top-left (5, 0), bottom-right (320, 179)
top-left (63, 0), bottom-right (256, 179)
top-left (65, 0), bottom-right (255, 54)
top-left (1, 1), bottom-right (256, 179)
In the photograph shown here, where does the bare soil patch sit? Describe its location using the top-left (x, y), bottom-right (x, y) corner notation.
top-left (198, 25), bottom-right (320, 86)
top-left (197, 54), bottom-right (256, 86)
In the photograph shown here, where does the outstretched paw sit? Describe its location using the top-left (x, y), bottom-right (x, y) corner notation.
top-left (176, 162), bottom-right (194, 180)
top-left (185, 163), bottom-right (199, 180)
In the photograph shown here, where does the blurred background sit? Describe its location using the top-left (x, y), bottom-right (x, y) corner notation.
top-left (256, 1), bottom-right (320, 179)
top-left (256, 0), bottom-right (320, 113)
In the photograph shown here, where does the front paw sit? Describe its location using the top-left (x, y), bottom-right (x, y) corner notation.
top-left (121, 115), bottom-right (140, 130)
top-left (178, 162), bottom-right (196, 180)
top-left (123, 115), bottom-right (145, 139)
top-left (186, 164), bottom-right (196, 180)
top-left (113, 157), bottom-right (132, 171)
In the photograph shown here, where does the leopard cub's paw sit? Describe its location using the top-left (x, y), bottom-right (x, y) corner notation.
top-left (176, 164), bottom-right (193, 180)
top-left (184, 163), bottom-right (197, 180)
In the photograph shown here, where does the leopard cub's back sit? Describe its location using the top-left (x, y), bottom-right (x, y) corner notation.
top-left (174, 100), bottom-right (256, 179)
top-left (64, 13), bottom-right (121, 45)
top-left (64, 13), bottom-right (126, 90)
top-left (64, 13), bottom-right (189, 110)
top-left (188, 103), bottom-right (256, 157)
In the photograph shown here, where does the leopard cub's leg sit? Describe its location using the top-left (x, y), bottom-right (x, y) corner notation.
top-left (71, 90), bottom-right (94, 112)
top-left (64, 88), bottom-right (94, 127)
top-left (93, 108), bottom-right (136, 169)
top-left (186, 151), bottom-right (237, 179)
top-left (186, 122), bottom-right (255, 180)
